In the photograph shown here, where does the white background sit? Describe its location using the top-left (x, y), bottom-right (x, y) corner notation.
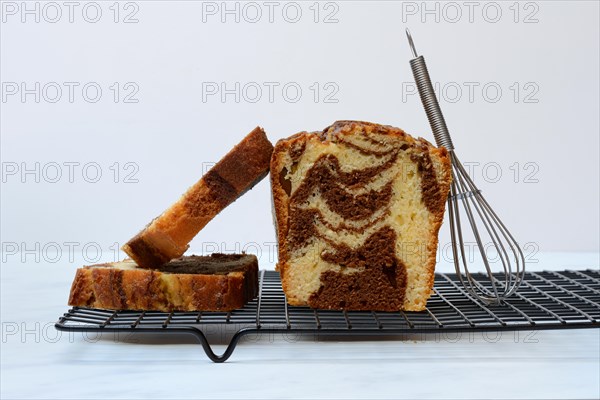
top-left (1, 0), bottom-right (599, 265)
top-left (1, 2), bottom-right (599, 399)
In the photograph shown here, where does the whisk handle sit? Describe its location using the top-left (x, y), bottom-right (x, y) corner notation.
top-left (409, 55), bottom-right (455, 150)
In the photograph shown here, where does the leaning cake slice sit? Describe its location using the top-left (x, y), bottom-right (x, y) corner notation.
top-left (68, 254), bottom-right (259, 312)
top-left (271, 121), bottom-right (452, 311)
top-left (123, 127), bottom-right (274, 269)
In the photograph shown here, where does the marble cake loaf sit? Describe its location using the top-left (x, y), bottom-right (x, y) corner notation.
top-left (68, 254), bottom-right (259, 312)
top-left (271, 121), bottom-right (452, 311)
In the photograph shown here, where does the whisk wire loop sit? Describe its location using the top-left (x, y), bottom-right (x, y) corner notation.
top-left (406, 29), bottom-right (525, 305)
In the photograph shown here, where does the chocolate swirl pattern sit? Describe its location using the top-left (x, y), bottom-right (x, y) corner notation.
top-left (271, 121), bottom-right (452, 311)
top-left (285, 138), bottom-right (406, 309)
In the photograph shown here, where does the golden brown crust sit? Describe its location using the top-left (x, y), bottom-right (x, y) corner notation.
top-left (422, 146), bottom-right (452, 308)
top-left (123, 127), bottom-right (274, 269)
top-left (68, 255), bottom-right (259, 312)
top-left (270, 120), bottom-right (452, 311)
top-left (270, 142), bottom-right (293, 277)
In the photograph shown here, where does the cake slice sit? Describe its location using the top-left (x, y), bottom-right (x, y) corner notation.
top-left (123, 127), bottom-right (274, 269)
top-left (271, 121), bottom-right (452, 311)
top-left (68, 254), bottom-right (259, 312)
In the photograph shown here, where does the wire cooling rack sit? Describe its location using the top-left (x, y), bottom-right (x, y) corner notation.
top-left (55, 269), bottom-right (600, 362)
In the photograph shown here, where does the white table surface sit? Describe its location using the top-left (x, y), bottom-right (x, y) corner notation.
top-left (1, 252), bottom-right (599, 399)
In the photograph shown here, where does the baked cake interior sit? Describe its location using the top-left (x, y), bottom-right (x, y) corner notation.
top-left (274, 122), bottom-right (450, 311)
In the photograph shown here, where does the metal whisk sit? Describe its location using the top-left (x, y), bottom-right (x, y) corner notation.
top-left (405, 29), bottom-right (525, 305)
